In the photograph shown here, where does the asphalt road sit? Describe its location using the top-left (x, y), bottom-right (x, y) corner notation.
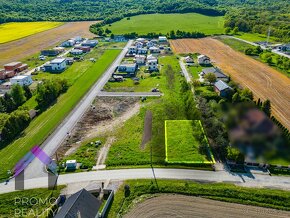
top-left (23, 40), bottom-right (133, 179)
top-left (2, 168), bottom-right (290, 194)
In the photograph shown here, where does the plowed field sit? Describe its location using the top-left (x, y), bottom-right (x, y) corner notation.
top-left (170, 38), bottom-right (290, 130)
top-left (0, 21), bottom-right (97, 66)
top-left (124, 195), bottom-right (290, 218)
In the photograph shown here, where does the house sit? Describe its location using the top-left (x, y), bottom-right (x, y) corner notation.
top-left (43, 58), bottom-right (67, 73)
top-left (146, 40), bottom-right (155, 48)
top-left (0, 69), bottom-right (5, 80)
top-left (109, 75), bottom-right (124, 82)
top-left (70, 49), bottom-right (83, 55)
top-left (53, 47), bottom-right (65, 53)
top-left (214, 80), bottom-right (232, 97)
top-left (41, 49), bottom-right (61, 57)
top-left (72, 36), bottom-right (83, 43)
top-left (0, 82), bottom-right (12, 90)
top-left (184, 56), bottom-right (194, 64)
top-left (4, 71), bottom-right (16, 78)
top-left (75, 46), bottom-right (91, 52)
top-left (135, 55), bottom-right (146, 65)
top-left (10, 75), bottom-right (33, 86)
top-left (137, 48), bottom-right (147, 55)
top-left (61, 39), bottom-right (75, 47)
top-left (66, 58), bottom-right (74, 65)
top-left (201, 67), bottom-right (228, 81)
top-left (4, 62), bottom-right (28, 73)
top-left (55, 189), bottom-right (102, 218)
top-left (118, 63), bottom-right (137, 77)
top-left (114, 35), bottom-right (126, 42)
top-left (128, 46), bottom-right (137, 54)
top-left (147, 59), bottom-right (158, 71)
top-left (149, 46), bottom-right (160, 54)
top-left (81, 40), bottom-right (98, 48)
top-left (136, 38), bottom-right (146, 43)
top-left (147, 54), bottom-right (157, 61)
top-left (135, 41), bottom-right (143, 49)
top-left (197, 55), bottom-right (211, 65)
top-left (158, 36), bottom-right (168, 43)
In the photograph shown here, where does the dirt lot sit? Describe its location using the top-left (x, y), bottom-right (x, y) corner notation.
top-left (140, 110), bottom-right (152, 149)
top-left (170, 38), bottom-right (290, 130)
top-left (124, 195), bottom-right (290, 218)
top-left (0, 21), bottom-right (97, 66)
top-left (56, 97), bottom-right (140, 159)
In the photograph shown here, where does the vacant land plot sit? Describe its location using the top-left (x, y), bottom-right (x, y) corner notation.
top-left (0, 49), bottom-right (121, 179)
top-left (104, 13), bottom-right (224, 35)
top-left (170, 38), bottom-right (290, 130)
top-left (235, 32), bottom-right (280, 43)
top-left (124, 195), bottom-right (290, 218)
top-left (0, 21), bottom-right (97, 66)
top-left (0, 22), bottom-right (63, 44)
top-left (165, 120), bottom-right (212, 163)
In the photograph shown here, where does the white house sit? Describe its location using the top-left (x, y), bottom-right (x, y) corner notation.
top-left (147, 59), bottom-right (158, 71)
top-left (10, 75), bottom-right (33, 86)
top-left (146, 40), bottom-right (155, 48)
top-left (61, 39), bottom-right (75, 47)
top-left (137, 48), bottom-right (147, 55)
top-left (197, 55), bottom-right (211, 65)
top-left (70, 49), bottom-right (83, 55)
top-left (136, 38), bottom-right (146, 43)
top-left (147, 54), bottom-right (157, 61)
top-left (135, 42), bottom-right (143, 49)
top-left (135, 55), bottom-right (146, 65)
top-left (149, 46), bottom-right (160, 54)
top-left (44, 58), bottom-right (67, 73)
top-left (118, 63), bottom-right (137, 73)
top-left (158, 36), bottom-right (168, 43)
top-left (128, 46), bottom-right (137, 54)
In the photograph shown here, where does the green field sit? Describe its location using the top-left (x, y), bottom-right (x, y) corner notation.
top-left (0, 48), bottom-right (121, 179)
top-left (106, 55), bottom-right (188, 167)
top-left (235, 32), bottom-right (280, 43)
top-left (0, 22), bottom-right (63, 44)
top-left (109, 179), bottom-right (290, 217)
top-left (217, 36), bottom-right (256, 52)
top-left (165, 120), bottom-right (213, 163)
top-left (104, 13), bottom-right (224, 35)
top-left (0, 186), bottom-right (64, 217)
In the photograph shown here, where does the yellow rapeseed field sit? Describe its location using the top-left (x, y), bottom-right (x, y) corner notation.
top-left (0, 21), bottom-right (63, 44)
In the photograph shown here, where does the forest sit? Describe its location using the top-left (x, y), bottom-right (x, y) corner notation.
top-left (0, 0), bottom-right (289, 41)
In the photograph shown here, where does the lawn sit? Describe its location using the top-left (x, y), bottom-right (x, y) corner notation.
top-left (165, 120), bottom-right (213, 163)
top-left (0, 186), bottom-right (64, 217)
top-left (217, 36), bottom-right (256, 52)
top-left (234, 32), bottom-right (280, 43)
top-left (0, 49), bottom-right (121, 180)
top-left (104, 13), bottom-right (224, 35)
top-left (0, 22), bottom-right (63, 44)
top-left (106, 56), bottom-right (188, 167)
top-left (109, 179), bottom-right (290, 217)
top-left (187, 65), bottom-right (203, 79)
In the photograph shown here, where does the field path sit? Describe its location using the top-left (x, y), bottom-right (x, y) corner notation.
top-left (124, 195), bottom-right (290, 218)
top-left (170, 38), bottom-right (290, 130)
top-left (0, 21), bottom-right (97, 66)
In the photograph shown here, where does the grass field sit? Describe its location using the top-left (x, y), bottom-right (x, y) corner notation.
top-left (106, 55), bottom-right (188, 167)
top-left (0, 186), bottom-right (64, 217)
top-left (0, 22), bottom-right (63, 44)
top-left (109, 179), bottom-right (290, 217)
top-left (235, 32), bottom-right (280, 43)
top-left (104, 13), bottom-right (224, 35)
top-left (0, 48), bottom-right (121, 180)
top-left (165, 120), bottom-right (213, 163)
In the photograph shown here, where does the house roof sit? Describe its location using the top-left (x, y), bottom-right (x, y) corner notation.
top-left (184, 56), bottom-right (194, 62)
top-left (149, 46), bottom-right (159, 50)
top-left (119, 63), bottom-right (136, 68)
top-left (4, 62), bottom-right (22, 67)
top-left (55, 189), bottom-right (101, 218)
top-left (214, 80), bottom-right (231, 91)
top-left (197, 54), bottom-right (209, 59)
top-left (51, 58), bottom-right (66, 64)
top-left (135, 55), bottom-right (146, 58)
top-left (10, 75), bottom-right (30, 80)
top-left (202, 67), bottom-right (227, 78)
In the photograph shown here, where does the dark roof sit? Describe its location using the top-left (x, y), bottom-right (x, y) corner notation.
top-left (202, 67), bottom-right (228, 79)
top-left (55, 189), bottom-right (101, 218)
top-left (214, 80), bottom-right (231, 91)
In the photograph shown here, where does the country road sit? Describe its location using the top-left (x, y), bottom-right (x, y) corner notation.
top-left (23, 40), bottom-right (133, 179)
top-left (2, 168), bottom-right (290, 194)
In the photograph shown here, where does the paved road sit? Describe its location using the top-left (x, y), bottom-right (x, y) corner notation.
top-left (97, 91), bottom-right (163, 97)
top-left (227, 36), bottom-right (290, 59)
top-left (23, 40), bottom-right (133, 179)
top-left (2, 168), bottom-right (290, 194)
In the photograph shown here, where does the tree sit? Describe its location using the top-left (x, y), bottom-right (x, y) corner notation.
top-left (3, 93), bottom-right (16, 113)
top-left (232, 92), bottom-right (241, 103)
top-left (232, 27), bottom-right (239, 34)
top-left (105, 28), bottom-right (111, 34)
top-left (262, 99), bottom-right (271, 116)
top-left (204, 73), bottom-right (217, 84)
top-left (10, 84), bottom-right (26, 107)
top-left (224, 27), bottom-right (231, 34)
top-left (240, 88), bottom-right (253, 101)
top-left (23, 85), bottom-right (32, 99)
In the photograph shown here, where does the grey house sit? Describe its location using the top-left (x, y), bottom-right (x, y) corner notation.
top-left (214, 80), bottom-right (232, 97)
top-left (201, 67), bottom-right (229, 81)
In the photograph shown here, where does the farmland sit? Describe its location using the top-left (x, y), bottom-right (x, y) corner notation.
top-left (170, 38), bottom-right (290, 131)
top-left (0, 22), bottom-right (63, 44)
top-left (165, 120), bottom-right (213, 163)
top-left (0, 21), bottom-right (97, 66)
top-left (104, 13), bottom-right (224, 35)
top-left (0, 48), bottom-right (121, 180)
top-left (109, 179), bottom-right (290, 217)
